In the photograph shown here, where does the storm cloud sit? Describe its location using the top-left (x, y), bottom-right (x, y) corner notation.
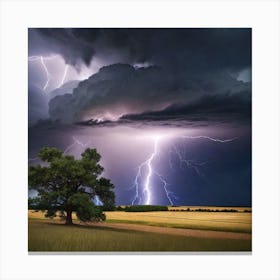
top-left (120, 92), bottom-right (251, 126)
top-left (28, 28), bottom-right (252, 206)
top-left (48, 63), bottom-right (250, 124)
top-left (29, 28), bottom-right (252, 127)
top-left (29, 28), bottom-right (251, 73)
top-left (47, 80), bottom-right (80, 101)
top-left (28, 84), bottom-right (48, 125)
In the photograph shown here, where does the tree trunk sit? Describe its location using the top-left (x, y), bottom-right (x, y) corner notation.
top-left (65, 208), bottom-right (73, 225)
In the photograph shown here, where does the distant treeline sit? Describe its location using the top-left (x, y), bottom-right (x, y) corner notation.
top-left (169, 208), bottom-right (252, 213)
top-left (30, 203), bottom-right (252, 213)
top-left (113, 206), bottom-right (252, 213)
top-left (115, 205), bottom-right (168, 212)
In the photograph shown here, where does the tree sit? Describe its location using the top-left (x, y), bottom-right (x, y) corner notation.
top-left (28, 147), bottom-right (115, 225)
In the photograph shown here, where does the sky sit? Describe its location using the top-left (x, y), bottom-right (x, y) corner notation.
top-left (28, 28), bottom-right (252, 206)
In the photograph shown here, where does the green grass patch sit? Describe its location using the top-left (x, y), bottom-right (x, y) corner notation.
top-left (28, 220), bottom-right (251, 252)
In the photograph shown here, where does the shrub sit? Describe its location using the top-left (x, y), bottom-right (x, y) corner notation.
top-left (124, 205), bottom-right (168, 212)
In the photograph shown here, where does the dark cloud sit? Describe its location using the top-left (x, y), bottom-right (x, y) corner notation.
top-left (75, 91), bottom-right (251, 129)
top-left (29, 28), bottom-right (252, 127)
top-left (29, 28), bottom-right (251, 73)
top-left (28, 84), bottom-right (48, 125)
top-left (29, 29), bottom-right (98, 67)
top-left (48, 80), bottom-right (80, 101)
top-left (28, 29), bottom-right (252, 206)
top-left (120, 92), bottom-right (251, 126)
top-left (48, 63), bottom-right (250, 124)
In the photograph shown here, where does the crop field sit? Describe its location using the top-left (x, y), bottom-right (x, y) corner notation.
top-left (105, 210), bottom-right (252, 233)
top-left (28, 208), bottom-right (252, 252)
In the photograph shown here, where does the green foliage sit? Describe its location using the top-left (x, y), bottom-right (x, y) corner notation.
top-left (69, 193), bottom-right (106, 222)
top-left (28, 147), bottom-right (115, 224)
top-left (195, 208), bottom-right (238, 212)
top-left (96, 178), bottom-right (115, 211)
top-left (124, 205), bottom-right (168, 212)
top-left (115, 206), bottom-right (125, 211)
top-left (45, 209), bottom-right (57, 219)
top-left (169, 208), bottom-right (240, 212)
top-left (38, 147), bottom-right (63, 162)
top-left (28, 197), bottom-right (43, 210)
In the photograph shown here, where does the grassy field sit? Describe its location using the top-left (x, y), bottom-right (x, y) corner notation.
top-left (28, 209), bottom-right (251, 252)
top-left (105, 211), bottom-right (252, 233)
top-left (28, 219), bottom-right (251, 252)
top-left (29, 209), bottom-right (252, 233)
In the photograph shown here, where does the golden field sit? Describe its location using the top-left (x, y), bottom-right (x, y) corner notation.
top-left (29, 208), bottom-right (252, 233)
top-left (105, 210), bottom-right (251, 233)
top-left (28, 208), bottom-right (252, 251)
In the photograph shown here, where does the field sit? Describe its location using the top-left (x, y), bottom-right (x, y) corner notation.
top-left (28, 208), bottom-right (252, 252)
top-left (105, 211), bottom-right (252, 233)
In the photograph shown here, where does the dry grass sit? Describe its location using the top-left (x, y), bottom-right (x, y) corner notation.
top-left (28, 208), bottom-right (252, 233)
top-left (29, 208), bottom-right (252, 233)
top-left (105, 210), bottom-right (252, 233)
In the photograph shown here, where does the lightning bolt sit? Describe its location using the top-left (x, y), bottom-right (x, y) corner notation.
top-left (58, 65), bottom-right (69, 88)
top-left (142, 137), bottom-right (159, 205)
top-left (155, 171), bottom-right (174, 205)
top-left (28, 55), bottom-right (57, 90)
top-left (29, 136), bottom-right (91, 165)
top-left (175, 135), bottom-right (236, 181)
top-left (131, 137), bottom-right (174, 205)
top-left (63, 136), bottom-right (91, 155)
top-left (131, 162), bottom-right (145, 205)
top-left (131, 135), bottom-right (237, 205)
top-left (131, 139), bottom-right (159, 205)
top-left (171, 144), bottom-right (209, 182)
top-left (181, 135), bottom-right (237, 143)
top-left (40, 56), bottom-right (51, 90)
top-left (93, 195), bottom-right (103, 206)
top-left (29, 137), bottom-right (91, 163)
top-left (28, 55), bottom-right (69, 90)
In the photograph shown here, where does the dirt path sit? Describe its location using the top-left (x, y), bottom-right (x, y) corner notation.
top-left (93, 222), bottom-right (251, 240)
